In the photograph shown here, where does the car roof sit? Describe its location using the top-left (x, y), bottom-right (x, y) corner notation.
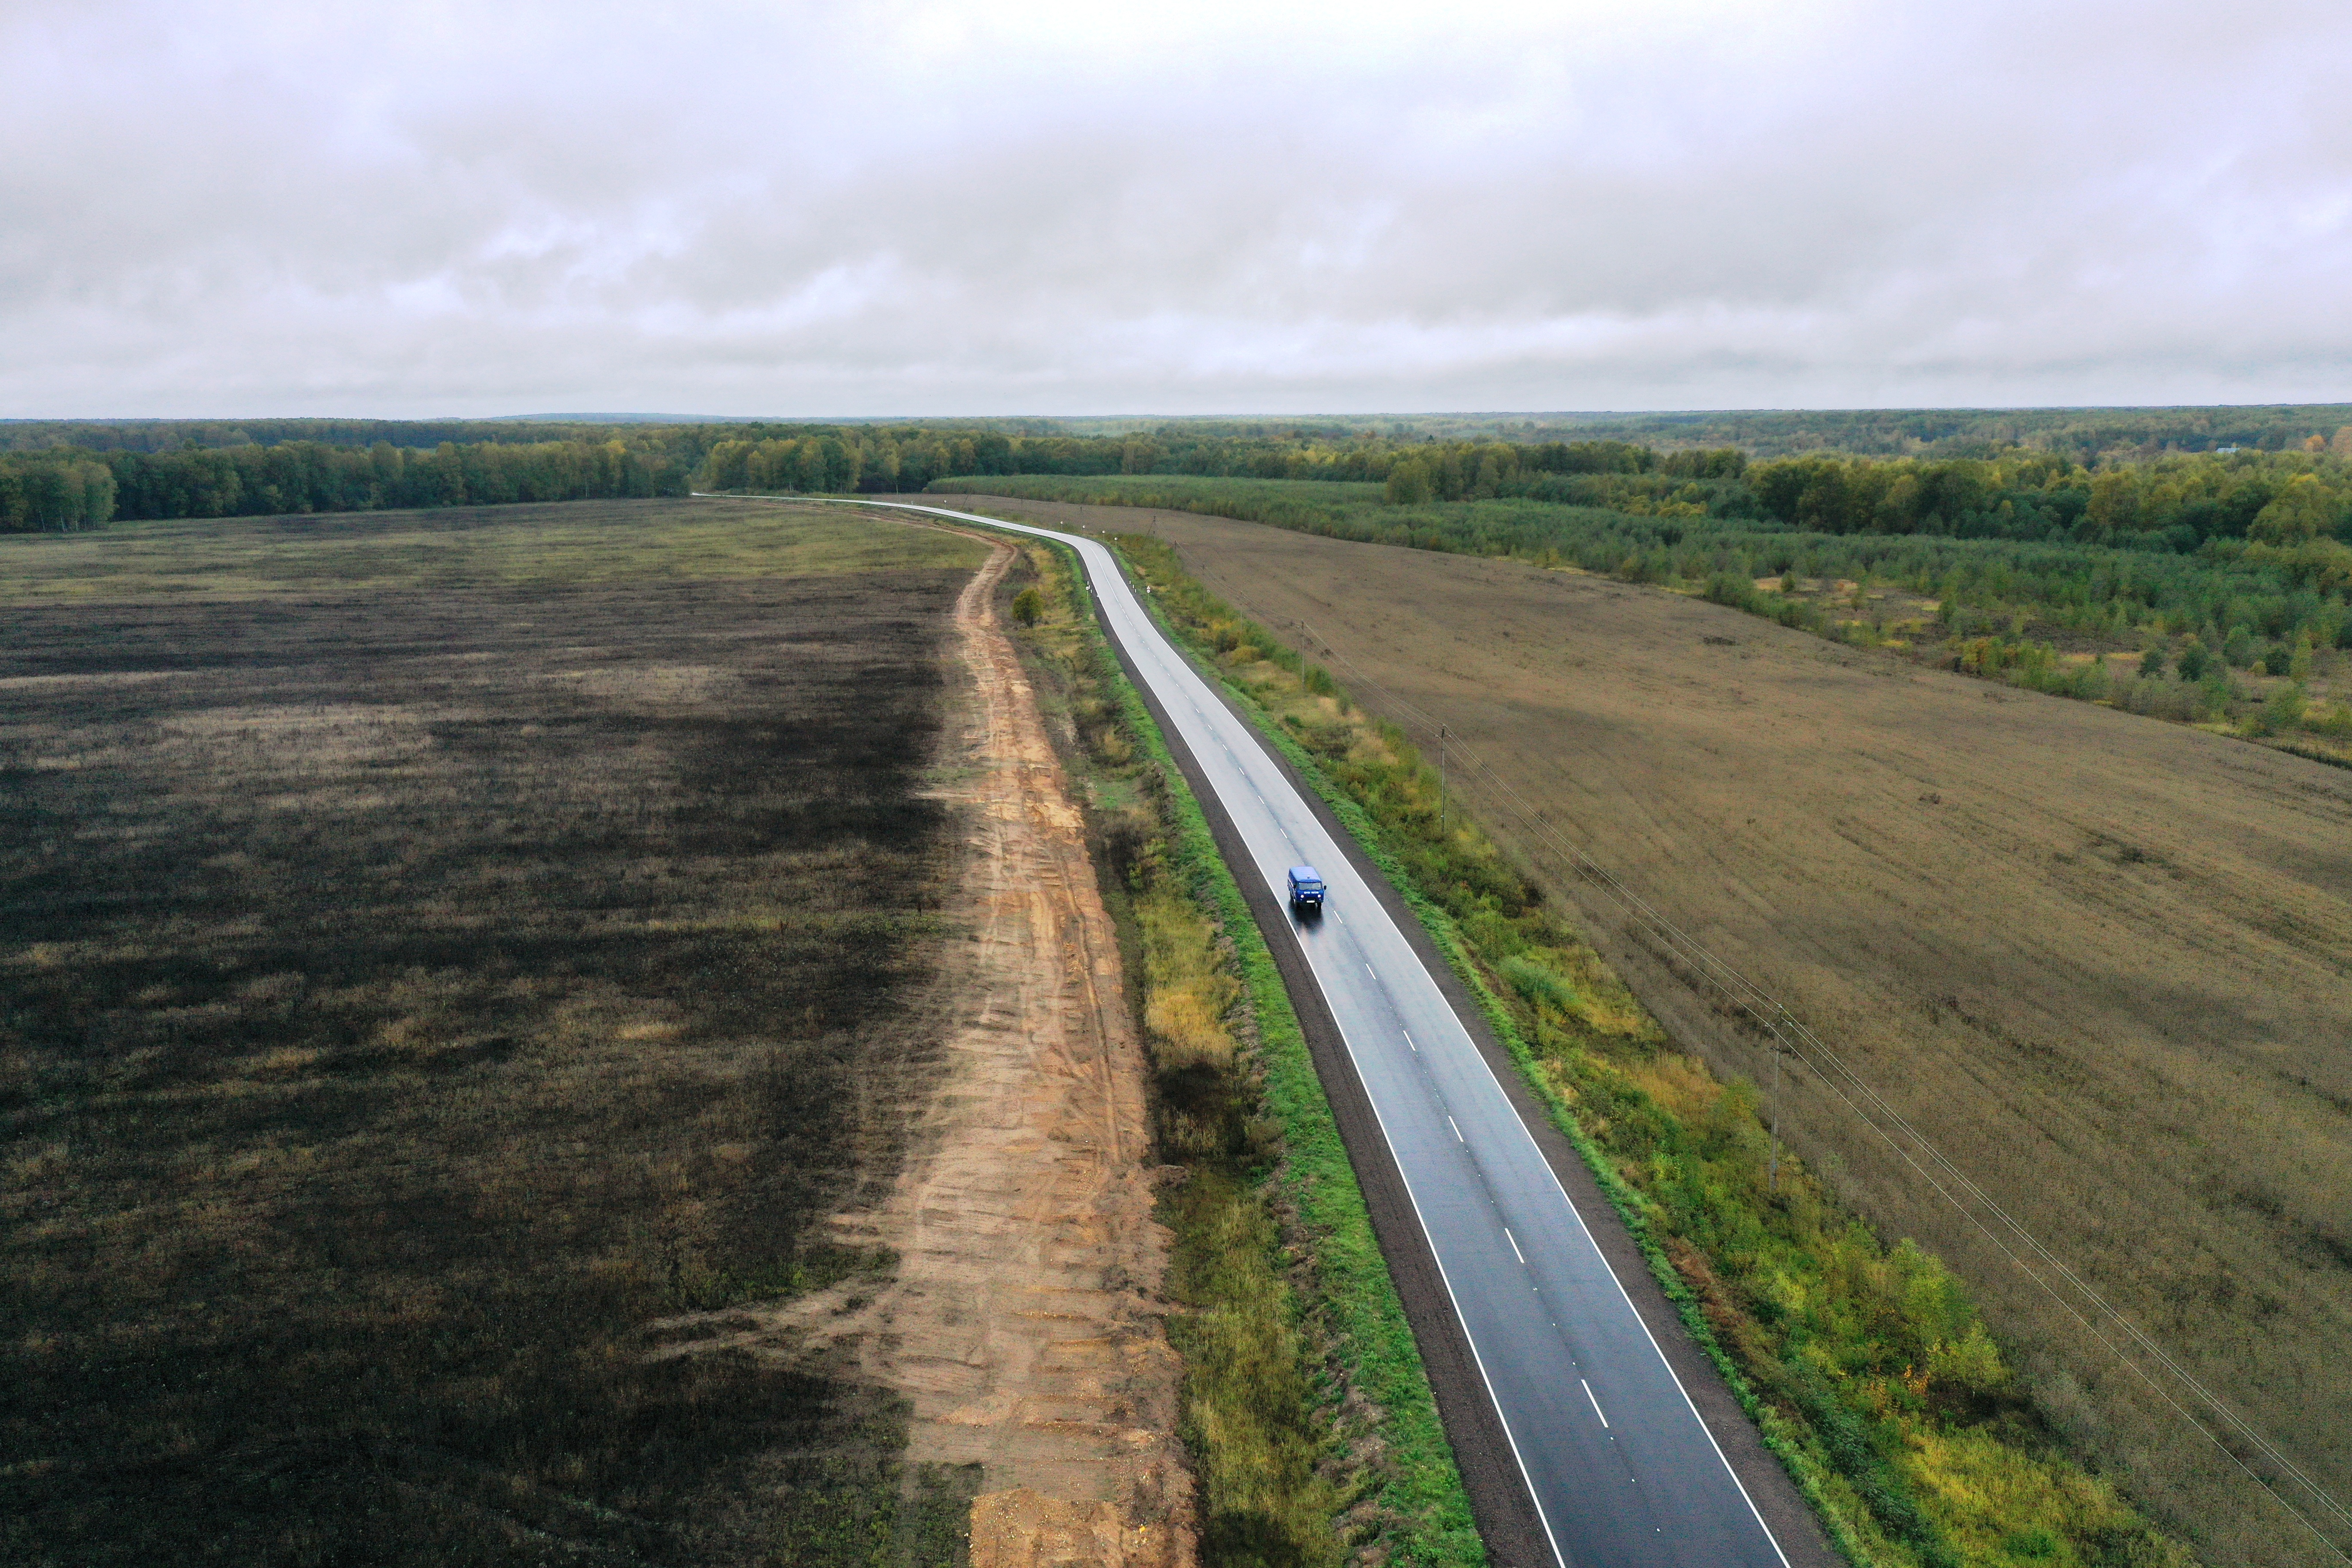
top-left (1288, 865), bottom-right (1322, 880)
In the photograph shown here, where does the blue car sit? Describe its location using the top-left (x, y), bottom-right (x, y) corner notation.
top-left (1287, 865), bottom-right (1326, 913)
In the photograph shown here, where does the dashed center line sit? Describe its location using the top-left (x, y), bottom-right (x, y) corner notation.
top-left (1448, 1116), bottom-right (1463, 1142)
top-left (1402, 1029), bottom-right (1415, 1051)
top-left (1583, 1379), bottom-right (1610, 1429)
top-left (1505, 1227), bottom-right (1525, 1264)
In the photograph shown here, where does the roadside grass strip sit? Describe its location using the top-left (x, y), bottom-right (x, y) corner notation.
top-left (1001, 533), bottom-right (1485, 1568)
top-left (1102, 531), bottom-right (2195, 1568)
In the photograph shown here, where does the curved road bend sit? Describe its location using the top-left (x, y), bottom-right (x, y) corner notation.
top-left (766, 496), bottom-right (1793, 1568)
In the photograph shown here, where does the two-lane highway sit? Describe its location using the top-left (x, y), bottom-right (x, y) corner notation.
top-left (798, 496), bottom-right (1793, 1568)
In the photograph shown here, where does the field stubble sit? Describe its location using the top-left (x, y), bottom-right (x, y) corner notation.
top-left (924, 494), bottom-right (2352, 1568)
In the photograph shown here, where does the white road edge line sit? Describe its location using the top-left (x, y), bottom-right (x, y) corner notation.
top-left (1287, 934), bottom-right (1573, 1568)
top-left (764, 494), bottom-right (1790, 1568)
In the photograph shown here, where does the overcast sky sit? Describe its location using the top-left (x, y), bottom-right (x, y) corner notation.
top-left (6, 0), bottom-right (2349, 418)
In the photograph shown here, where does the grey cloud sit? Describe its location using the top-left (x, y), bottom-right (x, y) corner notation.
top-left (3, 0), bottom-right (2348, 415)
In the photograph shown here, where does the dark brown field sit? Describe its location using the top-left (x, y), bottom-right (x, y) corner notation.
top-left (932, 494), bottom-right (2352, 1568)
top-left (0, 501), bottom-right (989, 1565)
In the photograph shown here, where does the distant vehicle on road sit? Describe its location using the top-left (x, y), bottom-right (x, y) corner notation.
top-left (1287, 865), bottom-right (1326, 914)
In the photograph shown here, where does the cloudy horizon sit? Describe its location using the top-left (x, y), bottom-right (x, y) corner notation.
top-left (6, 0), bottom-right (2349, 420)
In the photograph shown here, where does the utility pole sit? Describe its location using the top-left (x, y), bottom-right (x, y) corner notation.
top-left (1767, 1022), bottom-right (1784, 1194)
top-left (1438, 726), bottom-right (1448, 835)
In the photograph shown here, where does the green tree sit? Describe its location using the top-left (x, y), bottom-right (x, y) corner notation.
top-left (1384, 459), bottom-right (1432, 505)
top-left (2255, 683), bottom-right (2307, 734)
top-left (1011, 587), bottom-right (1042, 626)
top-left (2250, 474), bottom-right (2342, 544)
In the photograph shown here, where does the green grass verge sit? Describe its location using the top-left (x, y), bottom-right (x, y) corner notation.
top-left (987, 524), bottom-right (1483, 1568)
top-left (1102, 531), bottom-right (2196, 1568)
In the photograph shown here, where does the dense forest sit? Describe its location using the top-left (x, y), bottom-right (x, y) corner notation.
top-left (0, 438), bottom-right (685, 531)
top-left (9, 412), bottom-right (2350, 567)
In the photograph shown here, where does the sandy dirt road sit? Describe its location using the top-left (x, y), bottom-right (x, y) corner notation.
top-left (656, 529), bottom-right (1191, 1568)
top-left (924, 494), bottom-right (2352, 1568)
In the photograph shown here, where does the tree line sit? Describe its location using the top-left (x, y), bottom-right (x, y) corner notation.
top-left (690, 423), bottom-right (2352, 559)
top-left (12, 413), bottom-right (2351, 568)
top-left (939, 470), bottom-right (2352, 668)
top-left (1745, 442), bottom-right (2352, 549)
top-left (0, 438), bottom-right (685, 532)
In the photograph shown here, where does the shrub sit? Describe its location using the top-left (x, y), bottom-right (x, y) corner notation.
top-left (1011, 586), bottom-right (1043, 626)
top-left (1705, 571), bottom-right (1756, 609)
top-left (2248, 683), bottom-right (2308, 736)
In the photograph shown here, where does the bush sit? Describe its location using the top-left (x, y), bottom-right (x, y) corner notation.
top-left (1704, 571), bottom-right (1756, 609)
top-left (1011, 586), bottom-right (1043, 626)
top-left (2248, 683), bottom-right (2307, 735)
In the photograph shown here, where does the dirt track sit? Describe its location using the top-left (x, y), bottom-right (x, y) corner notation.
top-left (928, 494), bottom-right (2352, 1568)
top-left (655, 528), bottom-right (1191, 1568)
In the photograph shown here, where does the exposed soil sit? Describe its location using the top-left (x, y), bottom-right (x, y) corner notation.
top-left (653, 527), bottom-right (1192, 1568)
top-left (927, 494), bottom-right (2352, 1568)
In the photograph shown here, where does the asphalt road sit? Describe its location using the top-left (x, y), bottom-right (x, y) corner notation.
top-left (818, 498), bottom-right (1795, 1568)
